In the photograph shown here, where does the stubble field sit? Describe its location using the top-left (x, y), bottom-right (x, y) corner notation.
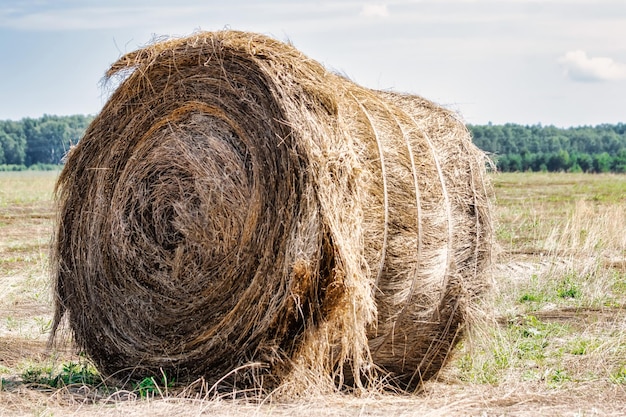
top-left (0, 171), bottom-right (625, 416)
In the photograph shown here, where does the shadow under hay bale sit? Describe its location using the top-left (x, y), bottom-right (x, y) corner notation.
top-left (50, 30), bottom-right (493, 394)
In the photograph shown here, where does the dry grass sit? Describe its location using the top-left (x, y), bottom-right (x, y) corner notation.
top-left (450, 172), bottom-right (626, 412)
top-left (2, 379), bottom-right (626, 416)
top-left (1, 171), bottom-right (626, 415)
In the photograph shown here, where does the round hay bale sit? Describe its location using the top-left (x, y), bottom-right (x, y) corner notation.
top-left (50, 30), bottom-right (493, 393)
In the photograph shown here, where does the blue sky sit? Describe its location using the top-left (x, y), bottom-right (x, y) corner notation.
top-left (1, 0), bottom-right (625, 127)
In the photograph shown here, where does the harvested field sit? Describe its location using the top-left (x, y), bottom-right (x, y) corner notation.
top-left (1, 170), bottom-right (625, 416)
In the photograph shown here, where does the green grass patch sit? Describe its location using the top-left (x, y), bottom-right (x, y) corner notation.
top-left (17, 359), bottom-right (177, 398)
top-left (556, 274), bottom-right (583, 300)
top-left (612, 271), bottom-right (626, 295)
top-left (21, 361), bottom-right (102, 388)
top-left (546, 368), bottom-right (573, 387)
top-left (565, 338), bottom-right (600, 356)
top-left (133, 373), bottom-right (175, 398)
top-left (458, 315), bottom-right (572, 385)
top-left (611, 364), bottom-right (626, 384)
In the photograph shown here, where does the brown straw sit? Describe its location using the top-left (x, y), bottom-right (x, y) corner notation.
top-left (50, 30), bottom-right (493, 394)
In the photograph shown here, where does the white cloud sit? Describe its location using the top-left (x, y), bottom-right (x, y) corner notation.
top-left (559, 50), bottom-right (626, 82)
top-left (360, 3), bottom-right (389, 18)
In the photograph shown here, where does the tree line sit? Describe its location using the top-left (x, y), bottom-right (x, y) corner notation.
top-left (1, 116), bottom-right (625, 173)
top-left (468, 123), bottom-right (626, 173)
top-left (0, 114), bottom-right (93, 170)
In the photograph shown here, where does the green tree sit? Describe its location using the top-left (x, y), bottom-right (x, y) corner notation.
top-left (495, 154), bottom-right (510, 172)
top-left (593, 152), bottom-right (612, 173)
top-left (612, 149), bottom-right (626, 173)
top-left (574, 153), bottom-right (594, 173)
top-left (468, 123), bottom-right (626, 173)
top-left (0, 120), bottom-right (27, 164)
top-left (507, 153), bottom-right (523, 172)
top-left (547, 150), bottom-right (571, 172)
top-left (25, 119), bottom-right (69, 164)
top-left (0, 132), bottom-right (6, 164)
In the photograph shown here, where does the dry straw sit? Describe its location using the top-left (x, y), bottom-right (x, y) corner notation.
top-left (50, 30), bottom-right (493, 394)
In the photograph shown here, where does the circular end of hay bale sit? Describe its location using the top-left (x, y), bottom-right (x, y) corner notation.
top-left (51, 34), bottom-right (325, 385)
top-left (111, 112), bottom-right (252, 286)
